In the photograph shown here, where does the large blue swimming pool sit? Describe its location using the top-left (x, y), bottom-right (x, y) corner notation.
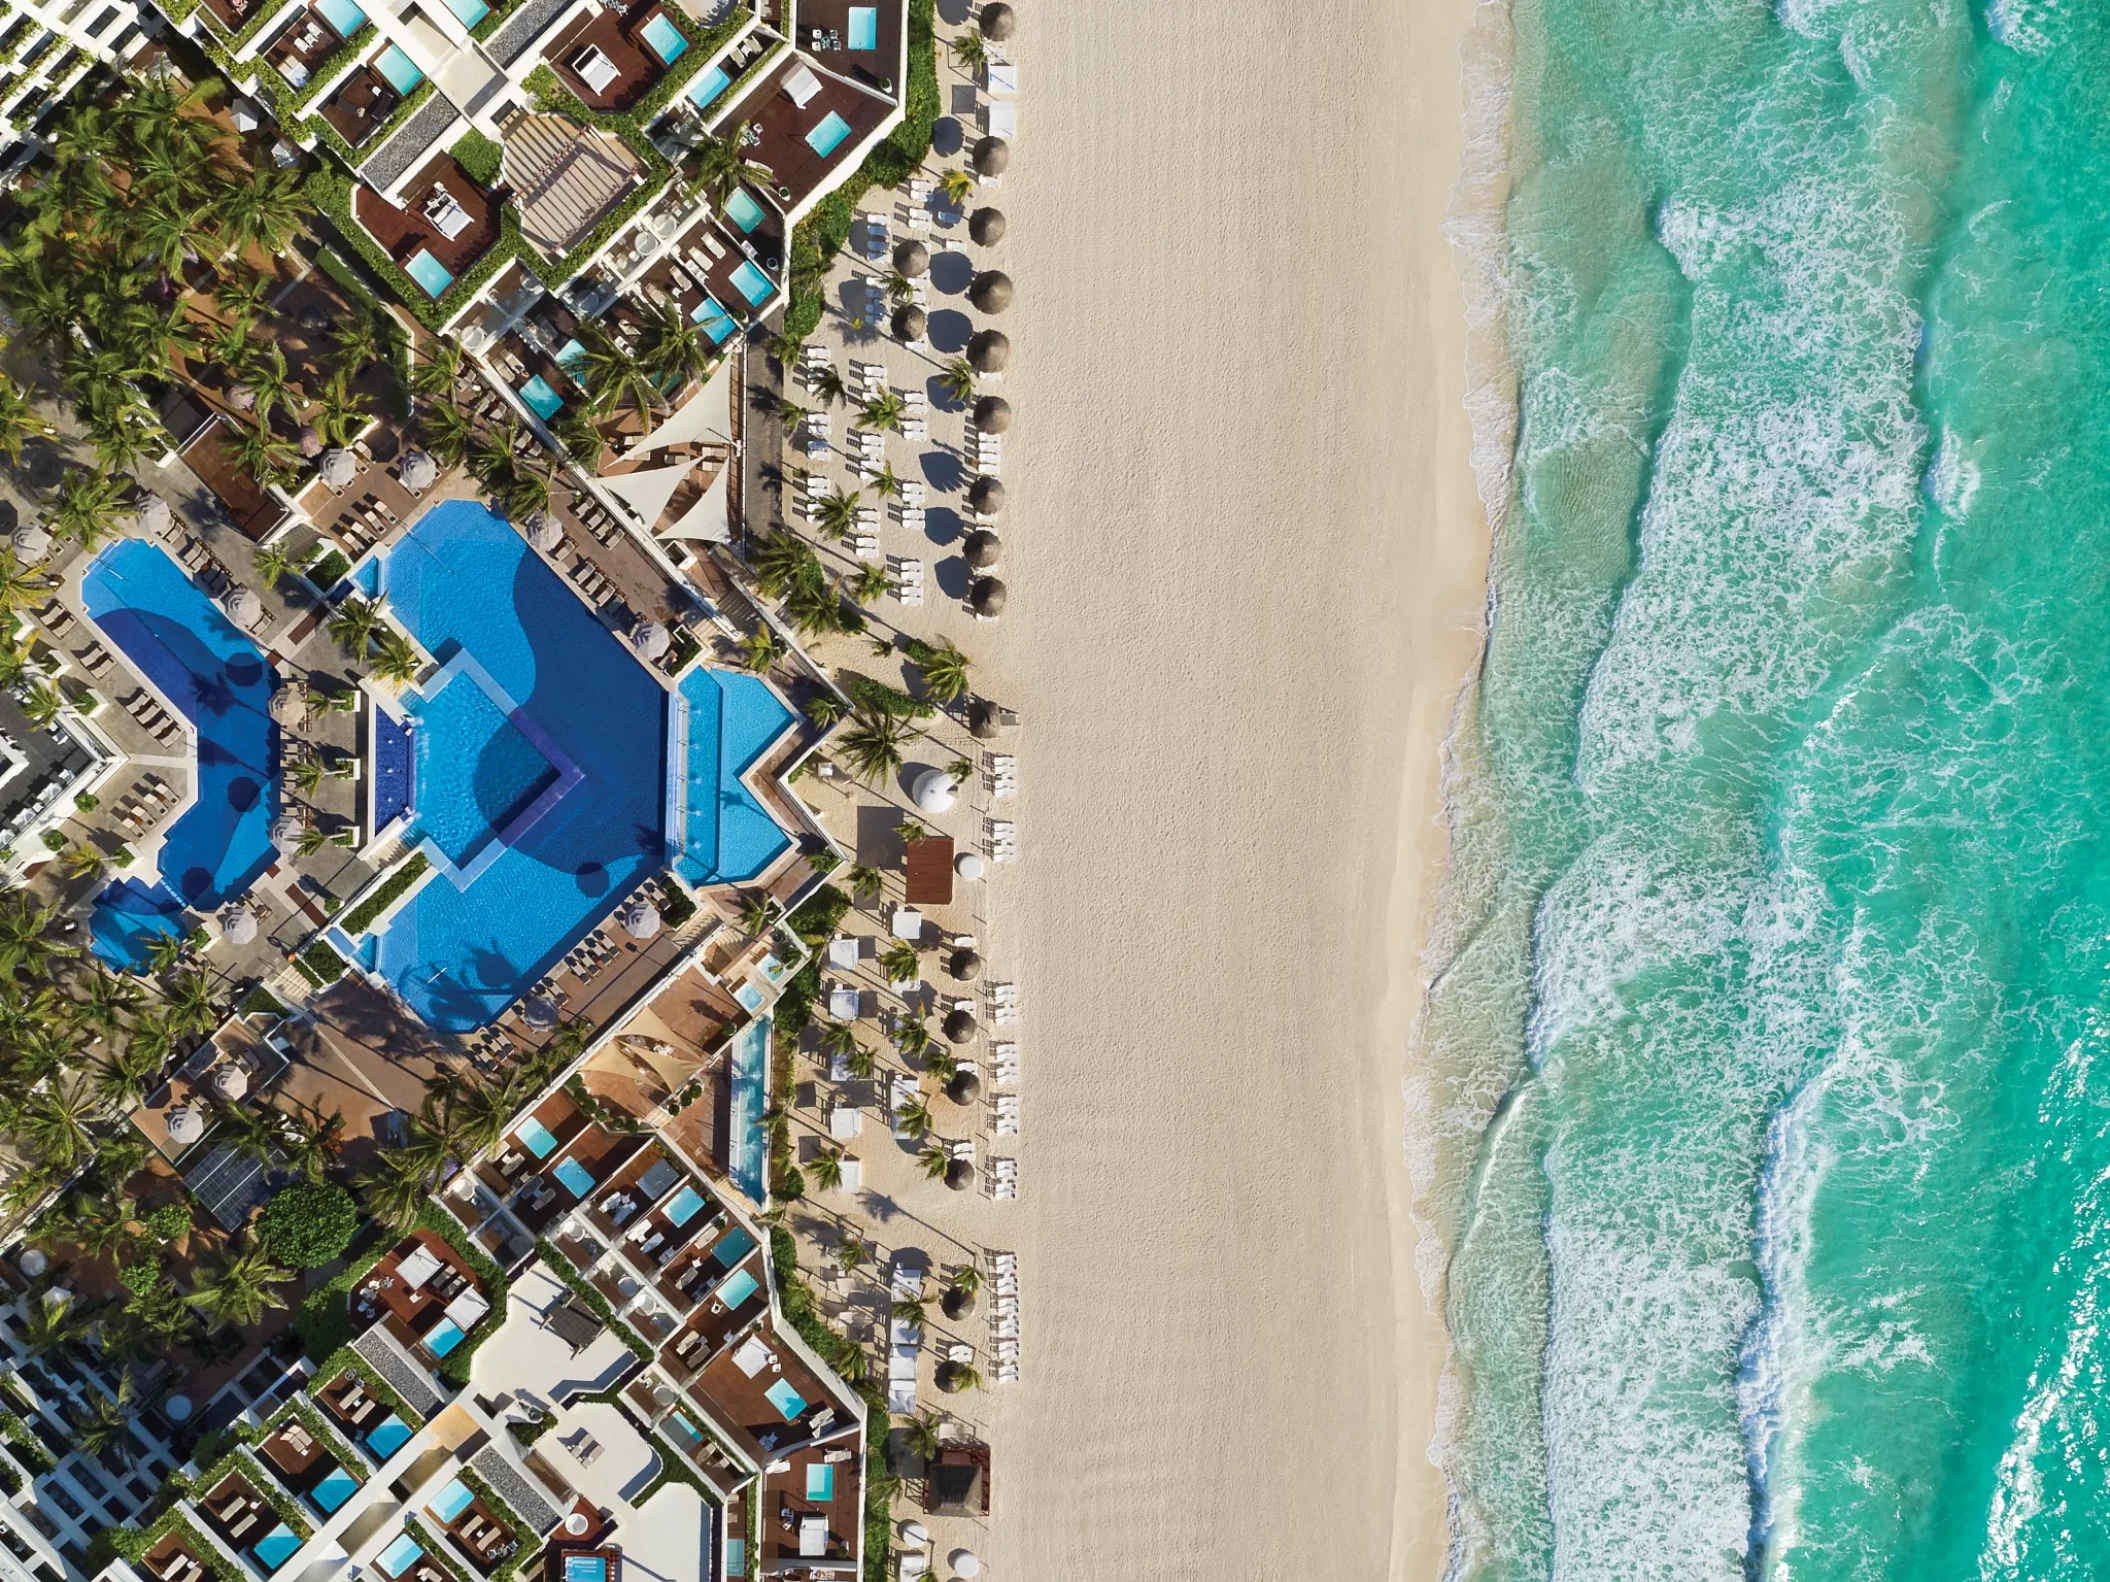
top-left (373, 501), bottom-right (668, 1030)
top-left (671, 670), bottom-right (794, 890)
top-left (81, 540), bottom-right (279, 911)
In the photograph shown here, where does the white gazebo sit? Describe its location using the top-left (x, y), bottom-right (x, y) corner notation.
top-left (912, 768), bottom-right (958, 815)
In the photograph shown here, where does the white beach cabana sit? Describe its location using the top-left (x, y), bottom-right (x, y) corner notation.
top-left (397, 1243), bottom-right (443, 1292)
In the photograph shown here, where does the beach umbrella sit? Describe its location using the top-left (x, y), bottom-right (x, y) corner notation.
top-left (893, 239), bottom-right (930, 277)
top-left (963, 530), bottom-right (1002, 570)
top-left (947, 947), bottom-right (982, 982)
top-left (936, 1359), bottom-right (970, 1391)
top-left (272, 812), bottom-right (305, 848)
top-left (892, 305), bottom-right (927, 344)
top-left (966, 476), bottom-right (1005, 515)
top-left (969, 576), bottom-right (1007, 617)
top-left (967, 330), bottom-right (1009, 374)
top-left (301, 303), bottom-right (330, 332)
top-left (950, 1552), bottom-right (982, 1579)
top-left (632, 620), bottom-right (671, 661)
top-left (966, 698), bottom-right (1000, 740)
top-left (978, 1), bottom-right (1014, 39)
top-left (899, 1523), bottom-right (928, 1547)
top-left (525, 511), bottom-right (563, 552)
top-left (971, 395), bottom-right (1011, 433)
top-left (221, 907), bottom-right (258, 947)
top-left (955, 850), bottom-right (986, 881)
top-left (945, 1157), bottom-right (974, 1192)
top-left (620, 898), bottom-right (662, 940)
top-left (230, 98), bottom-right (261, 133)
top-left (269, 688), bottom-right (307, 728)
top-left (971, 136), bottom-right (1010, 177)
top-left (522, 995), bottom-right (560, 1031)
top-left (16, 1249), bottom-right (47, 1279)
top-left (223, 586), bottom-right (262, 627)
top-left (913, 768), bottom-right (958, 814)
top-left (133, 495), bottom-right (172, 538)
top-left (943, 1006), bottom-right (976, 1044)
top-left (297, 424), bottom-right (324, 458)
top-left (211, 1064), bottom-right (249, 1101)
top-left (228, 382), bottom-right (257, 412)
top-left (398, 449), bottom-right (437, 491)
top-left (969, 207), bottom-right (1006, 246)
top-left (969, 271), bottom-right (1013, 314)
top-left (166, 1106), bottom-right (205, 1148)
top-left (319, 450), bottom-right (357, 490)
top-left (11, 523), bottom-right (49, 563)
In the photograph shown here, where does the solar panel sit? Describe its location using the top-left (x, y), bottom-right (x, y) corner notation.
top-left (184, 1145), bottom-right (271, 1231)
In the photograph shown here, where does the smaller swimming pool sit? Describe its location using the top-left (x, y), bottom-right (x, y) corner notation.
top-left (88, 879), bottom-right (188, 974)
top-left (428, 1477), bottom-right (474, 1524)
top-left (724, 186), bottom-right (766, 233)
top-left (316, 0), bottom-right (367, 37)
top-left (712, 1226), bottom-right (757, 1268)
top-left (563, 1558), bottom-right (607, 1582)
top-left (555, 337), bottom-right (589, 376)
top-left (406, 248), bottom-right (454, 298)
top-left (424, 1317), bottom-right (465, 1357)
top-left (846, 5), bottom-right (876, 48)
top-left (439, 0), bottom-right (488, 26)
top-left (638, 10), bottom-right (686, 63)
top-left (366, 1415), bottom-right (412, 1460)
top-left (309, 1467), bottom-right (359, 1514)
top-left (691, 295), bottom-right (738, 344)
top-left (518, 1116), bottom-right (560, 1157)
top-left (555, 1156), bottom-right (597, 1197)
top-left (665, 1410), bottom-right (703, 1450)
top-left (727, 1018), bottom-right (768, 1203)
top-left (686, 64), bottom-right (728, 109)
top-left (664, 1184), bottom-right (706, 1227)
top-left (519, 374), bottom-right (564, 419)
top-left (376, 1534), bottom-right (423, 1578)
top-left (764, 1379), bottom-right (807, 1421)
top-left (375, 43), bottom-right (424, 92)
top-left (716, 1268), bottom-right (758, 1310)
top-left (726, 1539), bottom-right (744, 1579)
top-left (253, 1524), bottom-right (301, 1572)
top-left (730, 259), bottom-right (775, 308)
top-left (805, 110), bottom-right (852, 156)
top-left (806, 1463), bottom-right (834, 1501)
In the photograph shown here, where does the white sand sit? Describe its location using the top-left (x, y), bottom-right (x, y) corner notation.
top-left (943, 0), bottom-right (1493, 1572)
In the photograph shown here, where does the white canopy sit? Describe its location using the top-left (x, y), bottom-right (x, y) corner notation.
top-left (319, 450), bottom-right (357, 489)
top-left (732, 1335), bottom-right (774, 1377)
top-left (11, 523), bottom-right (49, 562)
top-left (912, 769), bottom-right (957, 814)
top-left (828, 985), bottom-right (860, 1020)
top-left (210, 1065), bottom-right (249, 1101)
top-left (443, 1288), bottom-right (490, 1330)
top-left (166, 1106), bottom-right (205, 1146)
top-left (134, 495), bottom-right (172, 536)
top-left (659, 463), bottom-right (730, 543)
top-left (399, 450), bottom-right (438, 491)
top-left (954, 851), bottom-right (986, 881)
top-left (631, 621), bottom-right (670, 660)
top-left (223, 587), bottom-right (262, 627)
top-left (221, 908), bottom-right (258, 946)
top-left (272, 812), bottom-right (306, 847)
top-left (620, 898), bottom-right (661, 938)
top-left (783, 60), bottom-right (822, 106)
top-left (397, 1244), bottom-right (443, 1292)
top-left (525, 511), bottom-right (563, 552)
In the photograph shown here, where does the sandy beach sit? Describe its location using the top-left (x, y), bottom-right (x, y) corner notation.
top-left (951, 0), bottom-right (1494, 1572)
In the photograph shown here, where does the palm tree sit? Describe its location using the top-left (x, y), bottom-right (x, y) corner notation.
top-left (327, 600), bottom-right (380, 657)
top-left (420, 401), bottom-right (474, 468)
top-left (230, 421), bottom-right (300, 489)
top-left (923, 1044), bottom-right (957, 1082)
top-left (15, 1292), bottom-right (85, 1360)
top-left (296, 822), bottom-right (331, 858)
top-left (216, 268), bottom-right (275, 323)
top-left (808, 366), bottom-right (848, 407)
top-left (438, 1074), bottom-right (512, 1158)
top-left (948, 30), bottom-right (988, 71)
top-left (51, 469), bottom-right (124, 549)
top-left (185, 1234), bottom-right (292, 1328)
top-left (69, 1371), bottom-right (140, 1467)
top-left (634, 299), bottom-right (713, 392)
top-left (252, 542), bottom-right (297, 589)
top-left (687, 122), bottom-right (771, 209)
top-left (896, 1096), bottom-right (933, 1140)
top-left (825, 1335), bottom-right (869, 1384)
top-left (892, 1016), bottom-right (931, 1060)
top-left (846, 1041), bottom-right (876, 1079)
top-left (0, 371), bottom-right (53, 465)
top-left (738, 626), bottom-right (782, 674)
top-left (775, 398), bottom-right (810, 434)
top-left (939, 168), bottom-right (975, 207)
top-left (883, 270), bottom-right (916, 305)
top-left (903, 1410), bottom-right (944, 1460)
top-left (356, 1147), bottom-right (435, 1230)
top-left (327, 310), bottom-right (383, 377)
top-left (19, 1082), bottom-right (97, 1172)
top-left (917, 639), bottom-right (972, 704)
top-left (578, 326), bottom-right (666, 421)
top-left (370, 630), bottom-right (421, 686)
top-left (820, 1021), bottom-right (865, 1063)
top-left (161, 971), bottom-right (216, 1036)
top-left (936, 357), bottom-right (976, 404)
top-left (946, 755), bottom-right (976, 782)
top-left (880, 939), bottom-right (920, 984)
top-left (235, 343), bottom-right (292, 425)
top-left (836, 1232), bottom-right (869, 1275)
top-left (870, 460), bottom-right (904, 499)
top-left (20, 680), bottom-right (65, 727)
top-left (837, 708), bottom-right (908, 784)
top-left (204, 308), bottom-right (259, 372)
top-left (314, 371), bottom-right (371, 448)
top-left (143, 930), bottom-right (189, 980)
top-left (216, 167), bottom-right (311, 259)
top-left (410, 338), bottom-right (463, 400)
top-left (273, 1099), bottom-right (344, 1183)
top-left (804, 691), bottom-right (846, 727)
top-left (0, 549), bottom-right (41, 621)
top-left (63, 842), bottom-right (104, 882)
top-left (891, 1295), bottom-right (927, 1328)
top-left (938, 1361), bottom-right (983, 1394)
top-left (810, 1148), bottom-right (845, 1191)
top-left (916, 1140), bottom-right (950, 1180)
top-left (289, 755), bottom-right (326, 799)
top-left (92, 1037), bottom-right (165, 1112)
top-left (813, 488), bottom-right (861, 542)
top-left (856, 390), bottom-right (906, 433)
top-left (133, 192), bottom-right (211, 276)
top-left (846, 864), bottom-right (883, 904)
top-left (750, 531), bottom-right (817, 598)
top-left (739, 892), bottom-right (781, 940)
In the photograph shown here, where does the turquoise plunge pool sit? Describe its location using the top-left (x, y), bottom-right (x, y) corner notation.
top-left (316, 0), bottom-right (367, 36)
top-left (723, 186), bottom-right (766, 233)
top-left (669, 670), bottom-right (794, 889)
top-left (805, 110), bottom-right (851, 156)
top-left (406, 248), bottom-right (454, 298)
top-left (375, 43), bottom-right (423, 92)
top-left (726, 1017), bottom-right (768, 1204)
top-left (729, 259), bottom-right (774, 307)
top-left (638, 9), bottom-right (685, 62)
top-left (81, 540), bottom-right (279, 912)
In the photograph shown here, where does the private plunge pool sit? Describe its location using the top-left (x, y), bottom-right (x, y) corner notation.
top-left (80, 539), bottom-right (279, 916)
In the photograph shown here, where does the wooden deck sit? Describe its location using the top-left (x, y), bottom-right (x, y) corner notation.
top-left (354, 153), bottom-right (503, 283)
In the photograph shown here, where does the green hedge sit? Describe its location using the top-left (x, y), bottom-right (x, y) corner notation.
top-left (450, 128), bottom-right (502, 185)
top-left (0, 1408), bottom-right (52, 1472)
top-left (290, 25), bottom-right (372, 110)
top-left (342, 853), bottom-right (429, 935)
top-left (297, 941), bottom-right (346, 986)
top-left (841, 672), bottom-right (933, 720)
top-left (533, 1237), bottom-right (654, 1361)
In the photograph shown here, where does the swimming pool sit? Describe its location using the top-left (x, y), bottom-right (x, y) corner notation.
top-left (685, 64), bottom-right (728, 109)
top-left (371, 501), bottom-right (667, 1030)
top-left (726, 1018), bottom-right (768, 1203)
top-left (555, 1156), bottom-right (597, 1197)
top-left (563, 1558), bottom-right (606, 1582)
top-left (805, 110), bottom-right (852, 157)
top-left (669, 670), bottom-right (794, 888)
top-left (81, 541), bottom-right (279, 911)
top-left (805, 1463), bottom-right (834, 1501)
top-left (316, 0), bottom-right (367, 37)
top-left (729, 259), bottom-right (775, 308)
top-left (638, 10), bottom-right (685, 63)
top-left (715, 1267), bottom-right (758, 1310)
top-left (764, 1379), bottom-right (807, 1421)
top-left (404, 662), bottom-right (564, 873)
top-left (428, 1478), bottom-right (473, 1524)
top-left (664, 1184), bottom-right (706, 1226)
top-left (366, 1415), bottom-right (412, 1460)
top-left (519, 374), bottom-right (564, 419)
top-left (405, 248), bottom-right (454, 298)
top-left (723, 186), bottom-right (766, 233)
top-left (376, 1533), bottom-right (423, 1578)
top-left (423, 1317), bottom-right (465, 1357)
top-left (710, 1225), bottom-right (756, 1269)
top-left (252, 1524), bottom-right (300, 1572)
top-left (309, 1467), bottom-right (360, 1515)
top-left (518, 1116), bottom-right (560, 1157)
top-left (690, 295), bottom-right (738, 345)
top-left (846, 6), bottom-right (875, 48)
top-left (726, 1539), bottom-right (743, 1579)
top-left (88, 878), bottom-right (188, 974)
top-left (555, 337), bottom-right (589, 376)
top-left (438, 0), bottom-right (487, 26)
top-left (375, 43), bottom-right (423, 92)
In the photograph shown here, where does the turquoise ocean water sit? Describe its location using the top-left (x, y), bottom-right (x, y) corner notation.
top-left (1427, 1), bottom-right (2110, 1577)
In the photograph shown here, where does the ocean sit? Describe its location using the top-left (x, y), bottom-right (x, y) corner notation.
top-left (1421, 0), bottom-right (2110, 1577)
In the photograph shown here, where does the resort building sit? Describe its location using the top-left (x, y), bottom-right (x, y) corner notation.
top-left (0, 0), bottom-right (151, 160)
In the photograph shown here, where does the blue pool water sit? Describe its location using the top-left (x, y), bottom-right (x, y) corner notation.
top-left (365, 1417), bottom-right (411, 1460)
top-left (685, 64), bottom-right (728, 109)
top-left (563, 1558), bottom-right (606, 1582)
top-left (375, 43), bottom-right (423, 92)
top-left (404, 667), bottom-right (560, 870)
top-left (81, 541), bottom-right (278, 911)
top-left (715, 1268), bottom-right (758, 1310)
top-left (726, 1018), bottom-right (768, 1203)
top-left (690, 295), bottom-right (738, 345)
top-left (805, 1463), bottom-right (833, 1501)
top-left (664, 1184), bottom-right (705, 1227)
top-left (309, 1467), bottom-right (359, 1514)
top-left (87, 878), bottom-right (187, 974)
top-left (665, 1411), bottom-right (703, 1450)
top-left (555, 1156), bottom-right (596, 1197)
top-left (728, 259), bottom-right (774, 308)
top-left (710, 1225), bottom-right (756, 1270)
top-left (519, 374), bottom-right (564, 419)
top-left (423, 1318), bottom-right (464, 1357)
top-left (375, 1534), bottom-right (422, 1577)
top-left (438, 0), bottom-right (486, 26)
top-left (846, 6), bottom-right (875, 49)
top-left (428, 1478), bottom-right (473, 1524)
top-left (555, 337), bottom-right (588, 376)
top-left (764, 1379), bottom-right (806, 1421)
top-left (726, 1539), bottom-right (743, 1579)
top-left (671, 670), bottom-right (794, 888)
top-left (252, 1524), bottom-right (300, 1572)
top-left (405, 249), bottom-right (453, 298)
top-left (518, 1117), bottom-right (559, 1158)
top-left (373, 705), bottom-right (412, 833)
top-left (371, 501), bottom-right (667, 1030)
top-left (723, 187), bottom-right (765, 234)
top-left (315, 0), bottom-right (366, 37)
top-left (638, 10), bottom-right (685, 63)
top-left (804, 110), bottom-right (851, 157)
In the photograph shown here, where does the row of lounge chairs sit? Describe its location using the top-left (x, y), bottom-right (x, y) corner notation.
top-left (567, 553), bottom-right (619, 608)
top-left (115, 775), bottom-right (178, 839)
top-left (338, 493), bottom-right (399, 554)
top-left (124, 689), bottom-right (184, 748)
top-left (991, 1250), bottom-right (1020, 1380)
